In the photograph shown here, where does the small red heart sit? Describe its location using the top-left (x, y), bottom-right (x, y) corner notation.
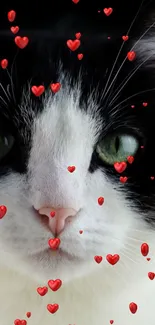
top-left (120, 176), bottom-right (128, 183)
top-left (75, 32), bottom-right (81, 39)
top-left (0, 205), bottom-right (7, 219)
top-left (148, 272), bottom-right (155, 280)
top-left (14, 320), bottom-right (27, 325)
top-left (147, 258), bottom-right (151, 261)
top-left (129, 302), bottom-right (138, 314)
top-left (67, 39), bottom-right (81, 51)
top-left (37, 286), bottom-right (48, 296)
top-left (10, 26), bottom-right (19, 34)
top-left (150, 176), bottom-right (154, 180)
top-left (1, 59), bottom-right (8, 69)
top-left (48, 279), bottom-right (62, 291)
top-left (26, 312), bottom-right (31, 318)
top-left (122, 35), bottom-right (129, 41)
top-left (114, 162), bottom-right (127, 173)
top-left (98, 197), bottom-right (104, 205)
top-left (50, 83), bottom-right (61, 93)
top-left (131, 105), bottom-right (135, 108)
top-left (79, 230), bottom-right (83, 234)
top-left (103, 8), bottom-right (113, 16)
top-left (31, 85), bottom-right (45, 97)
top-left (47, 304), bottom-right (59, 314)
top-left (14, 36), bottom-right (29, 49)
top-left (8, 10), bottom-right (16, 22)
top-left (106, 254), bottom-right (120, 265)
top-left (141, 243), bottom-right (149, 257)
top-left (142, 102), bottom-right (148, 107)
top-left (94, 256), bottom-right (103, 264)
top-left (48, 238), bottom-right (61, 250)
top-left (107, 36), bottom-right (111, 40)
top-left (50, 211), bottom-right (55, 218)
top-left (67, 166), bottom-right (76, 173)
top-left (110, 321), bottom-right (114, 325)
top-left (127, 51), bottom-right (136, 61)
top-left (77, 53), bottom-right (83, 60)
top-left (72, 0), bottom-right (80, 3)
top-left (127, 156), bottom-right (134, 164)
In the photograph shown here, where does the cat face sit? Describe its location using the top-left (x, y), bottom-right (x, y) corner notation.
top-left (0, 0), bottom-right (155, 283)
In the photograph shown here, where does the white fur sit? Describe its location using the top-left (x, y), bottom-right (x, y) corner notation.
top-left (0, 77), bottom-right (155, 324)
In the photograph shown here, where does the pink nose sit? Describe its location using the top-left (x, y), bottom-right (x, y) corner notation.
top-left (38, 207), bottom-right (77, 236)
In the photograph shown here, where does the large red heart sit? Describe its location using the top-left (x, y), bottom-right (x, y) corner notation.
top-left (106, 254), bottom-right (120, 265)
top-left (14, 36), bottom-right (29, 49)
top-left (47, 304), bottom-right (59, 314)
top-left (103, 8), bottom-right (113, 16)
top-left (48, 279), bottom-right (62, 291)
top-left (48, 238), bottom-right (61, 250)
top-left (114, 162), bottom-right (127, 173)
top-left (14, 320), bottom-right (27, 325)
top-left (31, 85), bottom-right (45, 97)
top-left (66, 39), bottom-right (80, 51)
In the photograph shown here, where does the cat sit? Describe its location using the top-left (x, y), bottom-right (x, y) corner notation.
top-left (0, 0), bottom-right (155, 324)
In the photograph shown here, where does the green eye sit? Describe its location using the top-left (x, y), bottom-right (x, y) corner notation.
top-left (0, 135), bottom-right (14, 160)
top-left (96, 134), bottom-right (139, 165)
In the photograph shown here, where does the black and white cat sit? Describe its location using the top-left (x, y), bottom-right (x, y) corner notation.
top-left (0, 0), bottom-right (155, 324)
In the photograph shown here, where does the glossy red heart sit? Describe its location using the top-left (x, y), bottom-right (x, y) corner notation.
top-left (0, 205), bottom-right (7, 219)
top-left (122, 35), bottom-right (129, 41)
top-left (141, 243), bottom-right (149, 256)
top-left (14, 36), bottom-right (29, 49)
top-left (50, 83), bottom-right (61, 93)
top-left (98, 197), bottom-right (104, 205)
top-left (67, 39), bottom-right (80, 51)
top-left (142, 102), bottom-right (148, 107)
top-left (50, 211), bottom-right (55, 218)
top-left (31, 85), bottom-right (45, 97)
top-left (37, 286), bottom-right (48, 296)
top-left (26, 312), bottom-right (31, 318)
top-left (67, 166), bottom-right (76, 173)
top-left (1, 59), bottom-right (8, 69)
top-left (72, 0), bottom-right (80, 3)
top-left (120, 176), bottom-right (128, 183)
top-left (103, 8), bottom-right (113, 16)
top-left (48, 238), bottom-right (61, 250)
top-left (127, 51), bottom-right (136, 61)
top-left (75, 32), bottom-right (81, 39)
top-left (106, 254), bottom-right (120, 265)
top-left (129, 302), bottom-right (138, 314)
top-left (14, 320), bottom-right (27, 325)
top-left (8, 10), bottom-right (16, 22)
top-left (47, 304), bottom-right (59, 314)
top-left (114, 162), bottom-right (127, 173)
top-left (127, 156), bottom-right (134, 164)
top-left (77, 53), bottom-right (83, 60)
top-left (94, 256), bottom-right (103, 264)
top-left (148, 272), bottom-right (155, 280)
top-left (10, 26), bottom-right (19, 34)
top-left (48, 279), bottom-right (62, 291)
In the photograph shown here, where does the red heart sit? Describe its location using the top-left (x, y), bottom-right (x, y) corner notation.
top-left (48, 238), bottom-right (61, 250)
top-left (122, 35), bottom-right (129, 41)
top-left (106, 254), bottom-right (120, 265)
top-left (8, 10), bottom-right (16, 22)
top-left (14, 36), bottom-right (29, 49)
top-left (1, 59), bottom-right (8, 69)
top-left (31, 85), bottom-right (45, 97)
top-left (148, 272), bottom-right (155, 280)
top-left (150, 176), bottom-right (154, 180)
top-left (75, 32), bottom-right (81, 39)
top-left (37, 286), bottom-right (48, 296)
top-left (0, 205), bottom-right (7, 219)
top-left (94, 256), bottom-right (103, 264)
top-left (77, 53), bottom-right (83, 60)
top-left (67, 166), bottom-right (76, 173)
top-left (79, 230), bottom-right (83, 234)
top-left (103, 8), bottom-right (113, 16)
top-left (50, 83), bottom-right (61, 93)
top-left (142, 102), bottom-right (148, 107)
top-left (47, 304), bottom-right (59, 314)
top-left (127, 51), bottom-right (136, 61)
top-left (129, 302), bottom-right (138, 314)
top-left (127, 156), bottom-right (134, 164)
top-left (147, 258), bottom-right (151, 261)
top-left (131, 105), bottom-right (135, 108)
top-left (120, 176), bottom-right (128, 183)
top-left (26, 312), bottom-right (31, 318)
top-left (72, 0), bottom-right (80, 3)
top-left (67, 39), bottom-right (81, 51)
top-left (10, 26), bottom-right (19, 34)
top-left (48, 279), bottom-right (62, 291)
top-left (110, 321), bottom-right (114, 325)
top-left (14, 320), bottom-right (27, 325)
top-left (50, 211), bottom-right (55, 218)
top-left (114, 162), bottom-right (127, 173)
top-left (141, 243), bottom-right (149, 256)
top-left (98, 197), bottom-right (104, 205)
